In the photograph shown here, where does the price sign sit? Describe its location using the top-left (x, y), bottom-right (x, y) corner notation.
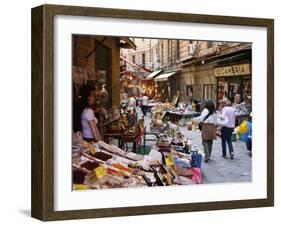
top-left (165, 154), bottom-right (174, 166)
top-left (165, 157), bottom-right (173, 166)
top-left (95, 165), bottom-right (107, 179)
top-left (73, 184), bottom-right (89, 190)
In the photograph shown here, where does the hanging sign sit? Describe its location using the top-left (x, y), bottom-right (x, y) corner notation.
top-left (214, 63), bottom-right (251, 77)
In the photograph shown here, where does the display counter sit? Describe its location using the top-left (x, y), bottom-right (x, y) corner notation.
top-left (72, 133), bottom-right (203, 189)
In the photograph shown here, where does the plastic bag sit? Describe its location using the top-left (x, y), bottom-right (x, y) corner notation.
top-left (237, 120), bottom-right (248, 133)
top-left (217, 116), bottom-right (228, 127)
top-left (191, 168), bottom-right (202, 184)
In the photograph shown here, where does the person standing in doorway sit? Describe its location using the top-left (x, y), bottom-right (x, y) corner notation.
top-left (220, 99), bottom-right (236, 159)
top-left (141, 93), bottom-right (149, 116)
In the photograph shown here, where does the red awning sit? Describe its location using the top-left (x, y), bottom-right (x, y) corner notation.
top-left (120, 55), bottom-right (152, 73)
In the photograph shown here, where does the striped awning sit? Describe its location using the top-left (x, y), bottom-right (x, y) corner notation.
top-left (145, 70), bottom-right (162, 80)
top-left (154, 72), bottom-right (177, 81)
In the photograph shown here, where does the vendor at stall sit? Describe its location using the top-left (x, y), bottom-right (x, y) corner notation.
top-left (242, 95), bottom-right (252, 113)
top-left (81, 88), bottom-right (102, 142)
top-left (233, 94), bottom-right (241, 106)
top-left (192, 98), bottom-right (201, 113)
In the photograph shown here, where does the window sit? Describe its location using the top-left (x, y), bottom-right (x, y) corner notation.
top-left (142, 53), bottom-right (145, 66)
top-left (207, 42), bottom-right (213, 48)
top-left (186, 85), bottom-right (193, 97)
top-left (132, 55), bottom-right (135, 64)
top-left (204, 84), bottom-right (214, 100)
top-left (176, 40), bottom-right (180, 60)
top-left (161, 43), bottom-right (164, 64)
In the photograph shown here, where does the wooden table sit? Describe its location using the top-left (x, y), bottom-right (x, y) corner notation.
top-left (166, 111), bottom-right (200, 125)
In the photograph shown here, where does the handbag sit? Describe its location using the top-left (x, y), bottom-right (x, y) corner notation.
top-left (199, 111), bottom-right (212, 131)
top-left (202, 123), bottom-right (217, 141)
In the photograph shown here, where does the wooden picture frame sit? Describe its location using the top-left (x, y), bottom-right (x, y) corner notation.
top-left (31, 4), bottom-right (274, 221)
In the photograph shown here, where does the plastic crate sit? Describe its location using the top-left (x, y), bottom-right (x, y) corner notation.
top-left (240, 133), bottom-right (247, 142)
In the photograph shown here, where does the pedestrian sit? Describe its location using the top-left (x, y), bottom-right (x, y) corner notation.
top-left (219, 99), bottom-right (236, 159)
top-left (193, 99), bottom-right (217, 162)
top-left (192, 98), bottom-right (201, 112)
top-left (140, 93), bottom-right (149, 116)
top-left (128, 94), bottom-right (136, 108)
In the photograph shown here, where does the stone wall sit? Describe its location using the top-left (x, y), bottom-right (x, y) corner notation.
top-left (178, 63), bottom-right (217, 102)
top-left (73, 35), bottom-right (121, 107)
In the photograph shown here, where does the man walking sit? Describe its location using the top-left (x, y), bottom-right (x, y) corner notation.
top-left (220, 100), bottom-right (236, 159)
top-left (140, 93), bottom-right (149, 116)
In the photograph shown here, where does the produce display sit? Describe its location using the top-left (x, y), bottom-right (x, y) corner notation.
top-left (72, 130), bottom-right (203, 190)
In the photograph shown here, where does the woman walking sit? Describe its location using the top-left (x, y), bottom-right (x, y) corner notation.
top-left (193, 100), bottom-right (217, 162)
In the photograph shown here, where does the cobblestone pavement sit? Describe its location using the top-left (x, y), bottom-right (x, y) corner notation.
top-left (180, 128), bottom-right (252, 184)
top-left (138, 107), bottom-right (252, 184)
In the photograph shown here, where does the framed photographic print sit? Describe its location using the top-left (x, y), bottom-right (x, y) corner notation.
top-left (31, 4), bottom-right (274, 221)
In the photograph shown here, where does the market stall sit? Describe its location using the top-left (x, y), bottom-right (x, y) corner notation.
top-left (72, 129), bottom-right (203, 190)
top-left (149, 101), bottom-right (200, 130)
top-left (166, 110), bottom-right (200, 126)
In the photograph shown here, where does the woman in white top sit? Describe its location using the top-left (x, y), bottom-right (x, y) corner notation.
top-left (193, 99), bottom-right (218, 162)
top-left (81, 88), bottom-right (102, 142)
top-left (128, 95), bottom-right (136, 107)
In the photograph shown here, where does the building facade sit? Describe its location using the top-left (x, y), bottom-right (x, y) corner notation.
top-left (73, 35), bottom-right (135, 107)
top-left (121, 38), bottom-right (155, 77)
top-left (179, 42), bottom-right (252, 106)
top-left (121, 37), bottom-right (252, 106)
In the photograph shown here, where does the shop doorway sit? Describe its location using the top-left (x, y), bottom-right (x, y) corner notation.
top-left (95, 42), bottom-right (112, 108)
top-left (217, 77), bottom-right (242, 104)
top-left (186, 85), bottom-right (194, 103)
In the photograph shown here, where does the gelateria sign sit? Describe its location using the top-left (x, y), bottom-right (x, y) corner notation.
top-left (214, 63), bottom-right (251, 77)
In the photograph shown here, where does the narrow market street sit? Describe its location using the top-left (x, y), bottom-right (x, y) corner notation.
top-left (181, 129), bottom-right (252, 184)
top-left (138, 107), bottom-right (252, 184)
top-left (72, 36), bottom-right (253, 189)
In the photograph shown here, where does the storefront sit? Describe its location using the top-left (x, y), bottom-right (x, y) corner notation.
top-left (154, 71), bottom-right (178, 101)
top-left (215, 63), bottom-right (252, 104)
top-left (72, 35), bottom-right (136, 132)
top-left (142, 70), bottom-right (162, 98)
top-left (179, 61), bottom-right (217, 106)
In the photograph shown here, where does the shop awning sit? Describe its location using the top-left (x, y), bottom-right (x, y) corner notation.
top-left (154, 72), bottom-right (177, 81)
top-left (145, 70), bottom-right (162, 80)
top-left (120, 55), bottom-right (152, 73)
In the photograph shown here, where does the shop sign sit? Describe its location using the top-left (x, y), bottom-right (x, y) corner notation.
top-left (214, 63), bottom-right (251, 77)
